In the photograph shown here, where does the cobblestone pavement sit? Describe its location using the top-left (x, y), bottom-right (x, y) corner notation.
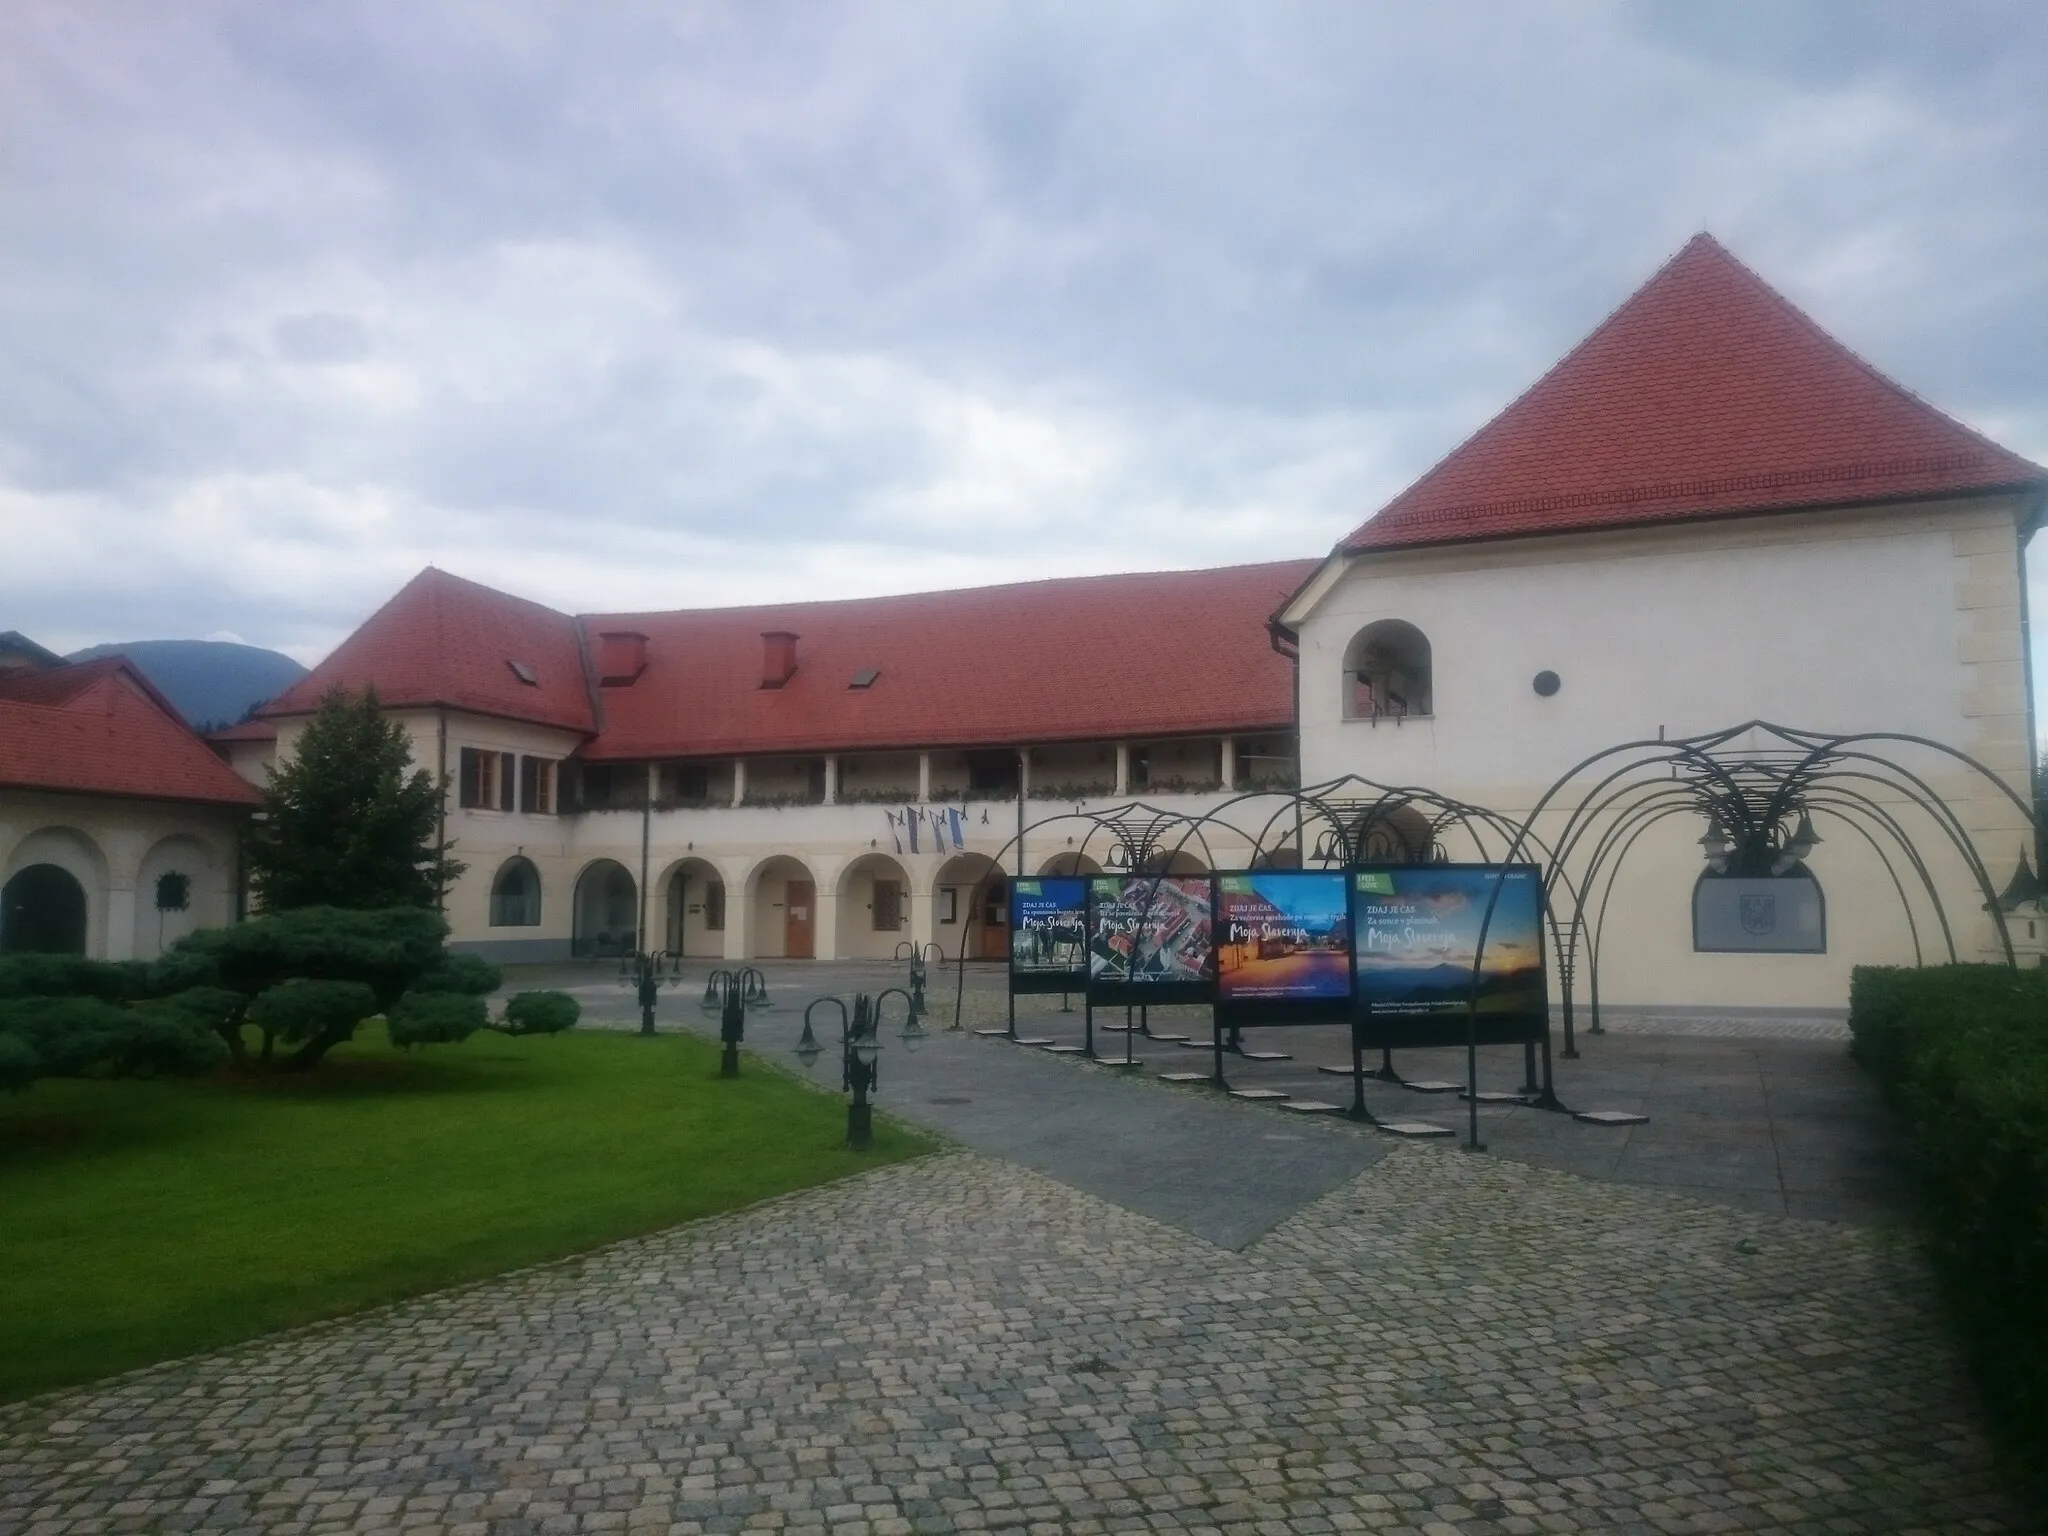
top-left (1, 1147), bottom-right (2024, 1534)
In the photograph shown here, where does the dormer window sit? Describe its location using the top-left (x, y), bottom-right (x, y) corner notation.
top-left (508, 660), bottom-right (538, 686)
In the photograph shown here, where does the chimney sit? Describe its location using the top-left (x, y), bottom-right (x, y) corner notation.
top-left (596, 631), bottom-right (648, 687)
top-left (760, 630), bottom-right (798, 688)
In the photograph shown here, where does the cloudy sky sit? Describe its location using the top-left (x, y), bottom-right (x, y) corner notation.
top-left (3, 1), bottom-right (2045, 671)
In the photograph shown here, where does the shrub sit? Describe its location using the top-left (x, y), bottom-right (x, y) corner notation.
top-left (410, 953), bottom-right (503, 997)
top-left (154, 905), bottom-right (448, 1067)
top-left (0, 993), bottom-right (225, 1088)
top-left (246, 979), bottom-right (379, 1068)
top-left (1848, 964), bottom-right (2048, 1475)
top-left (500, 991), bottom-right (580, 1036)
top-left (0, 954), bottom-right (151, 1003)
top-left (386, 991), bottom-right (487, 1048)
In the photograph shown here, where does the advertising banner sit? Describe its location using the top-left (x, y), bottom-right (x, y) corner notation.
top-left (1009, 877), bottom-right (1089, 992)
top-left (1351, 864), bottom-right (1547, 1047)
top-left (1214, 871), bottom-right (1352, 1024)
top-left (1087, 875), bottom-right (1214, 1003)
top-left (1692, 874), bottom-right (1825, 953)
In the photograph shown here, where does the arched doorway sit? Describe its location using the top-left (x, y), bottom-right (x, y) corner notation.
top-left (1038, 852), bottom-right (1102, 877)
top-left (836, 853), bottom-right (912, 959)
top-left (571, 860), bottom-right (638, 958)
top-left (663, 857), bottom-right (725, 958)
top-left (1, 864), bottom-right (88, 954)
top-left (934, 852), bottom-right (1007, 961)
top-left (749, 855), bottom-right (817, 959)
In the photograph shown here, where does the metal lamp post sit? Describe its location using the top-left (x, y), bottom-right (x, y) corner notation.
top-left (844, 994), bottom-right (882, 1150)
top-left (795, 992), bottom-right (903, 1150)
top-left (618, 949), bottom-right (681, 1035)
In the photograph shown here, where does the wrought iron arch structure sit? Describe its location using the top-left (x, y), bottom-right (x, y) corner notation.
top-left (1467, 721), bottom-right (2040, 1082)
top-left (943, 778), bottom-right (1589, 1065)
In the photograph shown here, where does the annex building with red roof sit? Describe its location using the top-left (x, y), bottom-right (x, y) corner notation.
top-left (0, 645), bottom-right (259, 960)
top-left (1278, 233), bottom-right (2046, 1010)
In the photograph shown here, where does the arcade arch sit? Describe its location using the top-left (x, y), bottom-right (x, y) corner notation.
top-left (571, 859), bottom-right (638, 958)
top-left (748, 855), bottom-right (817, 959)
top-left (1037, 852), bottom-right (1102, 877)
top-left (489, 856), bottom-right (543, 928)
top-left (835, 852), bottom-right (912, 959)
top-left (934, 851), bottom-right (1007, 961)
top-left (135, 833), bottom-right (220, 958)
top-left (662, 857), bottom-right (725, 958)
top-left (3, 826), bottom-right (105, 957)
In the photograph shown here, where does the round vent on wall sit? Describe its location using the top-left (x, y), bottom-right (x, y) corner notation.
top-left (1532, 670), bottom-right (1561, 697)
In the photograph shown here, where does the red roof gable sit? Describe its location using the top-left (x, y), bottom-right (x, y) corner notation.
top-left (0, 661), bottom-right (262, 807)
top-left (580, 561), bottom-right (1318, 760)
top-left (263, 568), bottom-right (596, 734)
top-left (1342, 234), bottom-right (2047, 553)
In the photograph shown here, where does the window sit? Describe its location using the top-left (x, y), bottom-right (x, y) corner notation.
top-left (939, 887), bottom-right (959, 924)
top-left (659, 763), bottom-right (711, 805)
top-left (459, 748), bottom-right (515, 810)
top-left (703, 881), bottom-right (725, 931)
top-left (966, 751), bottom-right (1020, 796)
top-left (519, 756), bottom-right (556, 815)
top-left (489, 857), bottom-right (542, 926)
top-left (1342, 620), bottom-right (1432, 721)
top-left (577, 763), bottom-right (645, 810)
top-left (872, 879), bottom-right (903, 931)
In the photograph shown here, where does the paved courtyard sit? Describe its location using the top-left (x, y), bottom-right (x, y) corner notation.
top-left (0, 961), bottom-right (2030, 1533)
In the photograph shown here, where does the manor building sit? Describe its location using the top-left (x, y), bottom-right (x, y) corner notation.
top-left (213, 563), bottom-right (1313, 967)
top-left (10, 235), bottom-right (2044, 1012)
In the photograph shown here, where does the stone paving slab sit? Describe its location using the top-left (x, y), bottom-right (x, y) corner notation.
top-left (1, 1149), bottom-right (2024, 1533)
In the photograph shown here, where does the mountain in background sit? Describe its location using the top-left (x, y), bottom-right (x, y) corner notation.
top-left (66, 639), bottom-right (308, 732)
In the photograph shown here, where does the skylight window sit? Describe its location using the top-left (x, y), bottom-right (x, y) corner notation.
top-left (849, 668), bottom-right (880, 689)
top-left (508, 660), bottom-right (538, 686)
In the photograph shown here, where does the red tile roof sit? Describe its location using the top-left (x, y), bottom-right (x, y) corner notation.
top-left (207, 717), bottom-right (279, 743)
top-left (1341, 234), bottom-right (2047, 553)
top-left (0, 659), bottom-right (262, 807)
top-left (262, 568), bottom-right (597, 734)
top-left (579, 561), bottom-right (1318, 760)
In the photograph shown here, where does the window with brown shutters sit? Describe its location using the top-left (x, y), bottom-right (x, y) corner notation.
top-left (459, 748), bottom-right (515, 811)
top-left (519, 756), bottom-right (556, 815)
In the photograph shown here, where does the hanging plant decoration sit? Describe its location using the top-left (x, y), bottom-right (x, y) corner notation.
top-left (155, 870), bottom-right (191, 913)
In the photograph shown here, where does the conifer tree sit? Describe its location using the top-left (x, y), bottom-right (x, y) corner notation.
top-left (244, 686), bottom-right (463, 911)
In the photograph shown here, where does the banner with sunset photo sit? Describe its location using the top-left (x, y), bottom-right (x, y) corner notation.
top-left (1350, 865), bottom-right (1547, 1042)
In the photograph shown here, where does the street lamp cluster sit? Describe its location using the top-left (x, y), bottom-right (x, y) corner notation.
top-left (798, 989), bottom-right (924, 1150)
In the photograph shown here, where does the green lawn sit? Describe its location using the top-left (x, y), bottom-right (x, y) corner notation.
top-left (0, 1030), bottom-right (934, 1402)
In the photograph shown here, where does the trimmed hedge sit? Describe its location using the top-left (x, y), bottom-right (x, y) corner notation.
top-left (1849, 964), bottom-right (2048, 1473)
top-left (500, 991), bottom-right (580, 1036)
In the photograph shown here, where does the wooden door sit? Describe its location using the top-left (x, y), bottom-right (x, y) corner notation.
top-left (977, 877), bottom-right (1009, 960)
top-left (784, 880), bottom-right (815, 959)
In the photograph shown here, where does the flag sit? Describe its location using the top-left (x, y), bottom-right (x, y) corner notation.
top-left (948, 807), bottom-right (965, 849)
top-left (904, 806), bottom-right (919, 854)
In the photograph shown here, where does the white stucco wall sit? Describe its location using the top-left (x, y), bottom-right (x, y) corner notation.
top-left (1286, 496), bottom-right (2037, 1010)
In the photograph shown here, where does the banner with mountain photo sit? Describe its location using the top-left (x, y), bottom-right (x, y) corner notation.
top-left (1350, 865), bottom-right (1547, 1045)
